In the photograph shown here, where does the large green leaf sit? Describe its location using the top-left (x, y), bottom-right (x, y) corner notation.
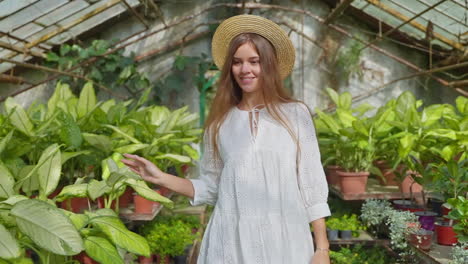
top-left (325, 88), bottom-right (339, 106)
top-left (0, 131), bottom-right (13, 156)
top-left (4, 98), bottom-right (34, 137)
top-left (125, 179), bottom-right (173, 208)
top-left (55, 184), bottom-right (89, 202)
top-left (183, 145), bottom-right (199, 160)
top-left (84, 236), bottom-right (124, 264)
top-left (61, 151), bottom-right (91, 165)
top-left (102, 125), bottom-right (141, 144)
top-left (89, 215), bottom-right (150, 256)
top-left (17, 165), bottom-right (39, 194)
top-left (37, 144), bottom-right (62, 197)
top-left (0, 163), bottom-right (15, 199)
top-left (11, 199), bottom-right (84, 255)
top-left (114, 143), bottom-right (149, 154)
top-left (156, 107), bottom-right (185, 133)
top-left (455, 96), bottom-right (467, 114)
top-left (155, 153), bottom-right (191, 163)
top-left (60, 210), bottom-right (89, 230)
top-left (336, 109), bottom-right (356, 128)
top-left (315, 109), bottom-right (340, 135)
top-left (77, 82), bottom-right (97, 118)
top-left (87, 180), bottom-right (111, 201)
top-left (48, 82), bottom-right (74, 118)
top-left (58, 111), bottom-right (82, 149)
top-left (0, 223), bottom-right (21, 259)
top-left (339, 92), bottom-right (352, 110)
top-left (395, 91), bottom-right (416, 121)
top-left (82, 133), bottom-right (113, 153)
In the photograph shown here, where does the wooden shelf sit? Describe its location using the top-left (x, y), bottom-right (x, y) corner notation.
top-left (330, 178), bottom-right (425, 201)
top-left (120, 192), bottom-right (174, 221)
top-left (328, 230), bottom-right (390, 246)
top-left (411, 243), bottom-right (453, 264)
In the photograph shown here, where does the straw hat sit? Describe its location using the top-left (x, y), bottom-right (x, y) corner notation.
top-left (211, 14), bottom-right (295, 80)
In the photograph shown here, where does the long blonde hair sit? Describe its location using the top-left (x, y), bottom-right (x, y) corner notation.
top-left (205, 33), bottom-right (299, 157)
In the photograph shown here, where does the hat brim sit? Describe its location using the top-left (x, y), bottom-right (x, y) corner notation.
top-left (212, 15), bottom-right (295, 80)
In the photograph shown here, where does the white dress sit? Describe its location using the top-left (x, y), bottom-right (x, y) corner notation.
top-left (190, 102), bottom-right (330, 264)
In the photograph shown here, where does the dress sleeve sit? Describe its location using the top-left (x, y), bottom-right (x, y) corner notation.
top-left (189, 131), bottom-right (223, 206)
top-left (295, 103), bottom-right (331, 222)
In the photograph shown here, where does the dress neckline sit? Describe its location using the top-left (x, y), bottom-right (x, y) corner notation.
top-left (235, 104), bottom-right (266, 112)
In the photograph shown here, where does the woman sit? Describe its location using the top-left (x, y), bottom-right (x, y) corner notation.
top-left (122, 15), bottom-right (331, 264)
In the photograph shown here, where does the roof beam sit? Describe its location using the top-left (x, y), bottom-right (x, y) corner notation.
top-left (365, 0), bottom-right (464, 50)
top-left (359, 0), bottom-right (448, 52)
top-left (0, 40), bottom-right (44, 58)
top-left (324, 0), bottom-right (355, 25)
top-left (120, 0), bottom-right (149, 28)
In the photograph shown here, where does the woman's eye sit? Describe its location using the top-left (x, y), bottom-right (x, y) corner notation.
top-left (251, 61), bottom-right (259, 64)
top-left (233, 61), bottom-right (240, 65)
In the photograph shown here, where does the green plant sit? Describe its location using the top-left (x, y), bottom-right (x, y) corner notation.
top-left (141, 220), bottom-right (197, 260)
top-left (315, 89), bottom-right (380, 175)
top-left (361, 199), bottom-right (418, 254)
top-left (447, 196), bottom-right (468, 243)
top-left (330, 244), bottom-right (393, 264)
top-left (325, 217), bottom-right (340, 230)
top-left (45, 40), bottom-right (150, 96)
top-left (333, 39), bottom-right (364, 83)
top-left (450, 242), bottom-right (468, 264)
top-left (338, 214), bottom-right (366, 237)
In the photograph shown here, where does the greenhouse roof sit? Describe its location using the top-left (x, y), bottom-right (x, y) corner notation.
top-left (349, 0), bottom-right (467, 51)
top-left (0, 0), bottom-right (140, 74)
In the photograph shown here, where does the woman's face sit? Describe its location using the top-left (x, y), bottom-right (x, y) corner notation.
top-left (231, 43), bottom-right (261, 94)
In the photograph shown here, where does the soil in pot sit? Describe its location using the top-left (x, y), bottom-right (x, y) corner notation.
top-left (337, 171), bottom-right (369, 194)
top-left (408, 229), bottom-right (433, 251)
top-left (435, 221), bottom-right (458, 245)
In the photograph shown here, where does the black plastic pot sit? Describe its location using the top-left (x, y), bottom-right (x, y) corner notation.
top-left (327, 229), bottom-right (339, 240)
top-left (173, 255), bottom-right (187, 264)
top-left (428, 198), bottom-right (444, 216)
top-left (340, 230), bottom-right (353, 239)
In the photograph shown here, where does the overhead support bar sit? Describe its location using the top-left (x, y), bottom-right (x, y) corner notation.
top-left (120, 0), bottom-right (149, 28)
top-left (0, 40), bottom-right (45, 58)
top-left (359, 0), bottom-right (448, 52)
top-left (324, 0), bottom-right (355, 25)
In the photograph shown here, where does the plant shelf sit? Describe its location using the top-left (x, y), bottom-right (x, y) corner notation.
top-left (328, 230), bottom-right (391, 246)
top-left (120, 191), bottom-right (175, 221)
top-left (330, 178), bottom-right (425, 201)
top-left (410, 243), bottom-right (453, 264)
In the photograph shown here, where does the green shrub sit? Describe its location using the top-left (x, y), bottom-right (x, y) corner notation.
top-left (330, 244), bottom-right (393, 264)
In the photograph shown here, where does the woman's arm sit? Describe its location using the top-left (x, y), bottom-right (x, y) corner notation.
top-left (311, 218), bottom-right (330, 264)
top-left (121, 154), bottom-right (195, 198)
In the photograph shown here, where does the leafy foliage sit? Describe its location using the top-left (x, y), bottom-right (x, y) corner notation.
top-left (330, 244), bottom-right (395, 264)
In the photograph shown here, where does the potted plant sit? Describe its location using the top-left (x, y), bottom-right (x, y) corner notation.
top-left (450, 242), bottom-right (468, 264)
top-left (361, 199), bottom-right (393, 239)
top-left (445, 196), bottom-right (468, 244)
top-left (315, 89), bottom-right (380, 194)
top-left (141, 219), bottom-right (197, 264)
top-left (325, 217), bottom-right (340, 240)
top-left (407, 228), bottom-right (433, 251)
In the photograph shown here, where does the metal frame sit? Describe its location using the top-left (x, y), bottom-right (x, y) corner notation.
top-left (364, 0), bottom-right (464, 50)
top-left (324, 0), bottom-right (356, 24)
top-left (120, 0), bottom-right (149, 28)
top-left (359, 0), bottom-right (448, 51)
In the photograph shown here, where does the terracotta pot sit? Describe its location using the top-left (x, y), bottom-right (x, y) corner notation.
top-left (118, 187), bottom-right (134, 208)
top-left (398, 172), bottom-right (424, 205)
top-left (139, 255), bottom-right (154, 264)
top-left (415, 211), bottom-right (437, 231)
top-left (337, 170), bottom-right (369, 194)
top-left (133, 194), bottom-right (155, 214)
top-left (74, 252), bottom-right (98, 264)
top-left (325, 165), bottom-right (342, 185)
top-left (61, 197), bottom-right (89, 213)
top-left (408, 229), bottom-right (433, 251)
top-left (435, 222), bottom-right (458, 245)
top-left (155, 255), bottom-right (171, 264)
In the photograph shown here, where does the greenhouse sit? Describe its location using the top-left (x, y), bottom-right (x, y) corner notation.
top-left (0, 0), bottom-right (466, 264)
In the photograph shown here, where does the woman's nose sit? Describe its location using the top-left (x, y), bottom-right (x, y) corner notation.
top-left (241, 62), bottom-right (251, 73)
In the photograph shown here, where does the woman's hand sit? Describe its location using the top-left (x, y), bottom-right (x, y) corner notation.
top-left (121, 154), bottom-right (165, 185)
top-left (311, 250), bottom-right (330, 264)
